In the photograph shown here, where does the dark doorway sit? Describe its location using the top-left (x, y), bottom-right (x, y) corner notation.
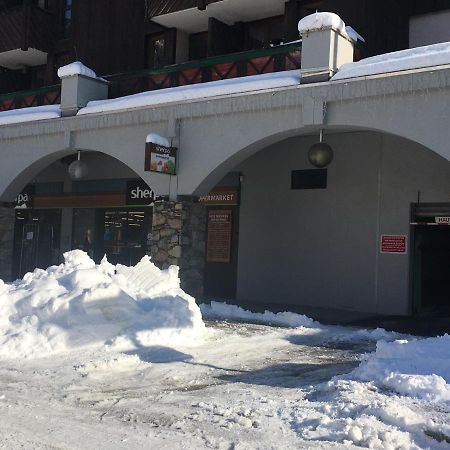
top-left (412, 226), bottom-right (450, 312)
top-left (204, 205), bottom-right (239, 299)
top-left (13, 209), bottom-right (62, 278)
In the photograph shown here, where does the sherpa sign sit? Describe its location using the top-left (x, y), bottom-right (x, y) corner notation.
top-left (145, 142), bottom-right (177, 175)
top-left (15, 186), bottom-right (34, 208)
top-left (126, 180), bottom-right (154, 206)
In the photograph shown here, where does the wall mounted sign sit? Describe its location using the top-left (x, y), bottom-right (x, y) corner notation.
top-left (15, 185), bottom-right (34, 209)
top-left (207, 210), bottom-right (232, 263)
top-left (199, 188), bottom-right (239, 206)
top-left (435, 217), bottom-right (450, 225)
top-left (145, 142), bottom-right (177, 175)
top-left (380, 235), bottom-right (407, 254)
top-left (126, 180), bottom-right (154, 206)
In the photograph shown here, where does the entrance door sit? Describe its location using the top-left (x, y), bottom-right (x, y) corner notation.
top-left (412, 226), bottom-right (450, 312)
top-left (13, 209), bottom-right (62, 278)
top-left (204, 206), bottom-right (239, 298)
top-left (72, 207), bottom-right (152, 266)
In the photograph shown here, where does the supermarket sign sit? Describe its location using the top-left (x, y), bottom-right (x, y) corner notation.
top-left (145, 142), bottom-right (177, 175)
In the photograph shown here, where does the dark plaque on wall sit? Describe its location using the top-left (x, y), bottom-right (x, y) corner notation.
top-left (207, 210), bottom-right (233, 263)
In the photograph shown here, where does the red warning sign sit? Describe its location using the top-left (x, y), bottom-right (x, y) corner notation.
top-left (380, 235), bottom-right (407, 254)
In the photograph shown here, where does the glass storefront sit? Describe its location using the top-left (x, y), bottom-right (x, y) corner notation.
top-left (72, 207), bottom-right (152, 265)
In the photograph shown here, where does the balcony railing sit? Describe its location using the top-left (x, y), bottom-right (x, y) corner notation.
top-left (0, 2), bottom-right (55, 54)
top-left (0, 42), bottom-right (301, 114)
top-left (106, 42), bottom-right (302, 99)
top-left (0, 84), bottom-right (60, 112)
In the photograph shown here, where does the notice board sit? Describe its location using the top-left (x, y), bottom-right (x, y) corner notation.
top-left (207, 210), bottom-right (232, 263)
top-left (380, 235), bottom-right (407, 254)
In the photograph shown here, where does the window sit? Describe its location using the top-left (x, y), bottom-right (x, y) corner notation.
top-left (63, 0), bottom-right (72, 37)
top-left (145, 33), bottom-right (165, 69)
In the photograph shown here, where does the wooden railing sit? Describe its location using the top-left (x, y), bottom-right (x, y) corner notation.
top-left (0, 42), bottom-right (301, 113)
top-left (0, 84), bottom-right (61, 112)
top-left (106, 42), bottom-right (302, 99)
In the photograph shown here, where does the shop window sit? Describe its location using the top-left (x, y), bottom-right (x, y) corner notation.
top-left (145, 33), bottom-right (166, 69)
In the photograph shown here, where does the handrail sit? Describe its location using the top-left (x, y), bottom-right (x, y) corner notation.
top-left (0, 84), bottom-right (61, 102)
top-left (104, 42), bottom-right (302, 82)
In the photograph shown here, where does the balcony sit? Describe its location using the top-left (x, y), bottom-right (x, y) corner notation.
top-left (0, 42), bottom-right (301, 114)
top-left (0, 1), bottom-right (55, 70)
top-left (106, 42), bottom-right (302, 99)
top-left (0, 84), bottom-right (60, 112)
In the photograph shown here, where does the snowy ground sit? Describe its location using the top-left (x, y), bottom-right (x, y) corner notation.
top-left (0, 252), bottom-right (449, 449)
top-left (0, 316), bottom-right (449, 449)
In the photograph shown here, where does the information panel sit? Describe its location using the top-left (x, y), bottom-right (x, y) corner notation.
top-left (380, 235), bottom-right (407, 254)
top-left (207, 210), bottom-right (232, 263)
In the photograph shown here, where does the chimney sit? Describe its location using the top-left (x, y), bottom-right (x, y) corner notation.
top-left (58, 62), bottom-right (109, 117)
top-left (298, 12), bottom-right (354, 83)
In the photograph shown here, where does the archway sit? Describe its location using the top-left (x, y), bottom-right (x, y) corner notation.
top-left (2, 151), bottom-right (157, 280)
top-left (197, 128), bottom-right (450, 316)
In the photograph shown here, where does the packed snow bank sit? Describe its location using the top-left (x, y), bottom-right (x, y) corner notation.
top-left (352, 335), bottom-right (450, 402)
top-left (78, 70), bottom-right (300, 115)
top-left (146, 133), bottom-right (170, 147)
top-left (298, 12), bottom-right (349, 38)
top-left (0, 250), bottom-right (205, 359)
top-left (58, 61), bottom-right (97, 79)
top-left (0, 105), bottom-right (61, 126)
top-left (200, 301), bottom-right (319, 328)
top-left (332, 41), bottom-right (450, 81)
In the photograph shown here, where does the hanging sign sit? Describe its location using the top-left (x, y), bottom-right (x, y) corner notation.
top-left (380, 235), bottom-right (407, 254)
top-left (207, 210), bottom-right (233, 263)
top-left (126, 180), bottom-right (154, 206)
top-left (199, 188), bottom-right (239, 206)
top-left (145, 142), bottom-right (177, 175)
top-left (435, 217), bottom-right (450, 225)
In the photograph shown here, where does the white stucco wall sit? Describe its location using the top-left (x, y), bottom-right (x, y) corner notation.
top-left (236, 131), bottom-right (450, 315)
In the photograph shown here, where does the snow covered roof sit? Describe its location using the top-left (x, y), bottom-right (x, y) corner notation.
top-left (332, 41), bottom-right (450, 81)
top-left (78, 70), bottom-right (300, 116)
top-left (298, 12), bottom-right (349, 39)
top-left (58, 61), bottom-right (97, 79)
top-left (0, 105), bottom-right (61, 126)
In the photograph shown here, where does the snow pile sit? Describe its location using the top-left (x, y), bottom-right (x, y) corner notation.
top-left (146, 133), bottom-right (170, 147)
top-left (57, 61), bottom-right (97, 79)
top-left (298, 12), bottom-right (349, 38)
top-left (0, 250), bottom-right (205, 359)
top-left (0, 105), bottom-right (61, 126)
top-left (352, 335), bottom-right (450, 402)
top-left (78, 70), bottom-right (300, 115)
top-left (200, 301), bottom-right (319, 328)
top-left (333, 41), bottom-right (450, 81)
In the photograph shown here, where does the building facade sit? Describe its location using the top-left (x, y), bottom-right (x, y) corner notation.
top-left (1, 3), bottom-right (450, 318)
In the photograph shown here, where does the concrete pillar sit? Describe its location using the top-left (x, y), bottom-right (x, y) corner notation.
top-left (0, 206), bottom-right (15, 282)
top-left (151, 199), bottom-right (206, 299)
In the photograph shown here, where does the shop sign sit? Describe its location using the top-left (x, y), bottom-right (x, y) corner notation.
top-left (14, 186), bottom-right (34, 209)
top-left (126, 180), bottom-right (154, 206)
top-left (199, 188), bottom-right (239, 206)
top-left (207, 210), bottom-right (232, 263)
top-left (435, 217), bottom-right (450, 225)
top-left (380, 234), bottom-right (407, 254)
top-left (145, 142), bottom-right (177, 175)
